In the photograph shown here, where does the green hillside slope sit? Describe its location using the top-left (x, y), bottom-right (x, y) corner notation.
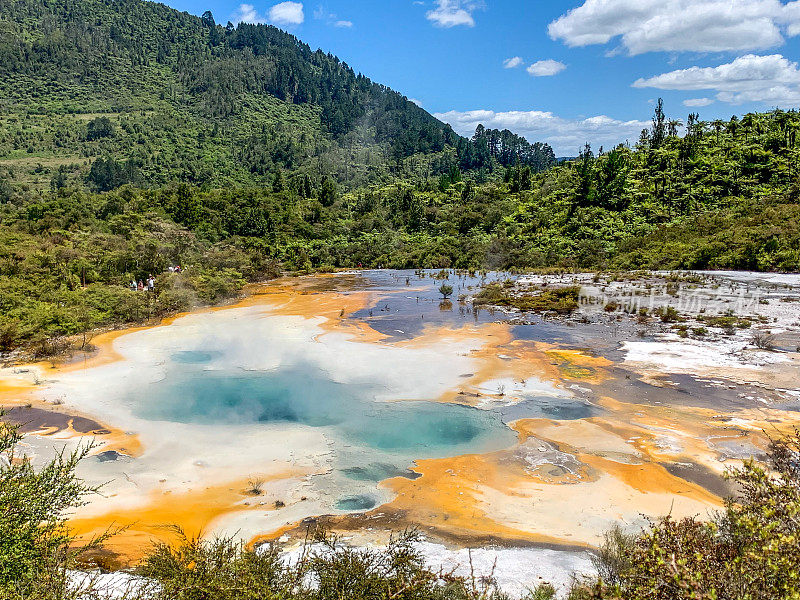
top-left (0, 0), bottom-right (554, 192)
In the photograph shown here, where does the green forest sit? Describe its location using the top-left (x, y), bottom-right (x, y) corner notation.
top-left (0, 0), bottom-right (799, 356)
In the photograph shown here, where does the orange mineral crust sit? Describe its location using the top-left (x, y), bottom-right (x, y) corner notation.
top-left (70, 471), bottom-right (300, 567)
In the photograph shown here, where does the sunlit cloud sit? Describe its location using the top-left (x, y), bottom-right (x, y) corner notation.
top-left (503, 56), bottom-right (524, 69)
top-left (634, 54), bottom-right (800, 106)
top-left (527, 60), bottom-right (567, 77)
top-left (683, 98), bottom-right (715, 107)
top-left (233, 3), bottom-right (267, 24)
top-left (427, 0), bottom-right (483, 28)
top-left (549, 0), bottom-right (800, 55)
top-left (269, 1), bottom-right (304, 26)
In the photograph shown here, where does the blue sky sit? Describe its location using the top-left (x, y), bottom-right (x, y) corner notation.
top-left (164, 0), bottom-right (800, 155)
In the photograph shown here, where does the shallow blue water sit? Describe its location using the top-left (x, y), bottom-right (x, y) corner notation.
top-left (171, 350), bottom-right (224, 364)
top-left (135, 363), bottom-right (515, 458)
top-left (500, 396), bottom-right (597, 422)
top-left (341, 463), bottom-right (421, 481)
top-left (336, 495), bottom-right (377, 510)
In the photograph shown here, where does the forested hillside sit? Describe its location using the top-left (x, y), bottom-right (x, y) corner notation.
top-left (2, 100), bottom-right (799, 353)
top-left (0, 0), bottom-right (555, 193)
top-left (0, 0), bottom-right (798, 355)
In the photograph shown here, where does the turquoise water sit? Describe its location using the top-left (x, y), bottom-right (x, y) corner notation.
top-left (500, 396), bottom-right (596, 422)
top-left (136, 363), bottom-right (515, 458)
top-left (171, 350), bottom-right (223, 364)
top-left (336, 495), bottom-right (378, 510)
top-left (341, 463), bottom-right (421, 481)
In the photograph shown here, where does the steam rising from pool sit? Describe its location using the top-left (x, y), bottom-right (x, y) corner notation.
top-left (106, 339), bottom-right (517, 513)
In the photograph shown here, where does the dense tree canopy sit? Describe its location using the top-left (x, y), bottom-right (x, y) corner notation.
top-left (2, 105), bottom-right (799, 353)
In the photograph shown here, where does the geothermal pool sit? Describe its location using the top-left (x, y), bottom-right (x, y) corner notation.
top-left (138, 364), bottom-right (513, 454)
top-left (3, 269), bottom-right (800, 593)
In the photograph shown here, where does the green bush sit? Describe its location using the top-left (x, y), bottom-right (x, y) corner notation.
top-left (0, 418), bottom-right (99, 598)
top-left (474, 284), bottom-right (580, 315)
top-left (138, 529), bottom-right (557, 600)
top-left (187, 268), bottom-right (246, 303)
top-left (138, 533), bottom-right (296, 600)
top-left (654, 306), bottom-right (680, 323)
top-left (575, 430), bottom-right (800, 600)
top-left (154, 287), bottom-right (195, 315)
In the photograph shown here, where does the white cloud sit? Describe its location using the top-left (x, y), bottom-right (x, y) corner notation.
top-left (269, 1), bottom-right (305, 26)
top-left (526, 59), bottom-right (567, 77)
top-left (233, 3), bottom-right (267, 24)
top-left (683, 98), bottom-right (715, 107)
top-left (434, 109), bottom-right (649, 156)
top-left (548, 0), bottom-right (800, 55)
top-left (409, 98), bottom-right (424, 107)
top-left (426, 0), bottom-right (482, 28)
top-left (313, 4), bottom-right (351, 27)
top-left (503, 56), bottom-right (524, 69)
top-left (634, 54), bottom-right (800, 106)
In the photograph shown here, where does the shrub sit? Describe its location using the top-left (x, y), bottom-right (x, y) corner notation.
top-left (577, 430), bottom-right (800, 600)
top-left (31, 335), bottom-right (73, 359)
top-left (473, 283), bottom-right (507, 306)
top-left (187, 269), bottom-right (246, 303)
top-left (751, 331), bottom-right (776, 350)
top-left (155, 287), bottom-right (195, 316)
top-left (513, 287), bottom-right (581, 314)
top-left (474, 284), bottom-right (581, 315)
top-left (591, 524), bottom-right (636, 588)
top-left (137, 528), bottom-right (558, 600)
top-left (698, 315), bottom-right (751, 329)
top-left (654, 306), bottom-right (680, 323)
top-left (0, 417), bottom-right (99, 598)
top-left (0, 318), bottom-right (20, 352)
top-left (138, 533), bottom-right (296, 600)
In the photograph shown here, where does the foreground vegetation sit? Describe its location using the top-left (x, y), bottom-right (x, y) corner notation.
top-left (1, 414), bottom-right (797, 600)
top-left (583, 431), bottom-right (800, 599)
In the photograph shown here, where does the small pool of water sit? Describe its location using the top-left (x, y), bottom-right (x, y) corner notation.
top-left (171, 350), bottom-right (223, 364)
top-left (336, 495), bottom-right (377, 511)
top-left (341, 463), bottom-right (421, 481)
top-left (349, 270), bottom-right (515, 340)
top-left (500, 396), bottom-right (597, 422)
